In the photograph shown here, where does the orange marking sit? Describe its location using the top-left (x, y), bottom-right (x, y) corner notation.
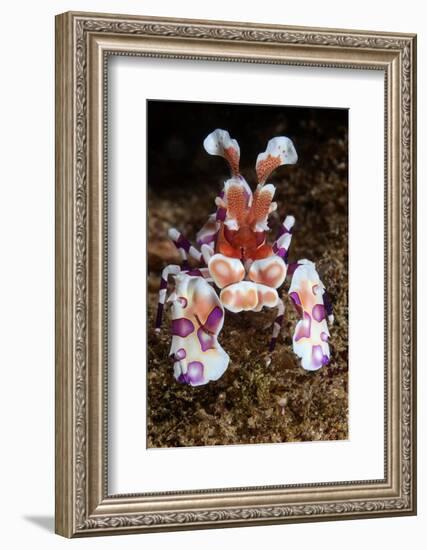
top-left (298, 279), bottom-right (317, 311)
top-left (226, 184), bottom-right (247, 222)
top-left (220, 283), bottom-right (258, 311)
top-left (248, 186), bottom-right (274, 228)
top-left (210, 256), bottom-right (244, 288)
top-left (230, 226), bottom-right (258, 251)
top-left (191, 281), bottom-right (223, 325)
top-left (256, 154), bottom-right (281, 183)
top-left (249, 243), bottom-right (273, 260)
top-left (221, 288), bottom-right (232, 303)
top-left (224, 146), bottom-right (240, 176)
top-left (266, 264), bottom-right (283, 286)
top-left (257, 287), bottom-right (277, 306)
top-left (215, 211), bottom-right (274, 261)
top-left (249, 258), bottom-right (286, 288)
top-left (266, 290), bottom-right (277, 302)
top-left (234, 287), bottom-right (258, 310)
top-left (216, 227), bottom-right (241, 258)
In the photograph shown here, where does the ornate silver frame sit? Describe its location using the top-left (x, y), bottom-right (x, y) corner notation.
top-left (55, 11), bottom-right (417, 537)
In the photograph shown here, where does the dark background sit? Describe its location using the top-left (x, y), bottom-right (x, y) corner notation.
top-left (146, 99), bottom-right (348, 448)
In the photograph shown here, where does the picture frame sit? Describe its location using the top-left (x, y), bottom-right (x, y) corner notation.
top-left (55, 11), bottom-right (417, 537)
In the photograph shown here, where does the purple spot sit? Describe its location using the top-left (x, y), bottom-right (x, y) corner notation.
top-left (322, 354), bottom-right (330, 365)
top-left (320, 331), bottom-right (329, 342)
top-left (187, 361), bottom-right (204, 384)
top-left (277, 225), bottom-right (286, 239)
top-left (175, 348), bottom-right (186, 360)
top-left (177, 234), bottom-right (190, 252)
top-left (278, 225), bottom-right (292, 240)
top-left (178, 296), bottom-right (188, 308)
top-left (295, 312), bottom-right (311, 341)
top-left (177, 372), bottom-right (190, 384)
top-left (197, 328), bottom-right (216, 352)
top-left (160, 278), bottom-right (168, 290)
top-left (171, 318), bottom-right (194, 337)
top-left (312, 345), bottom-right (324, 368)
top-left (216, 207), bottom-right (226, 222)
top-left (273, 243), bottom-right (288, 259)
top-left (290, 292), bottom-right (301, 306)
top-left (204, 306), bottom-right (223, 333)
top-left (312, 304), bottom-right (326, 322)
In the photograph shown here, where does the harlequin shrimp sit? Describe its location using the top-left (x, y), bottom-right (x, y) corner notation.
top-left (155, 129), bottom-right (333, 386)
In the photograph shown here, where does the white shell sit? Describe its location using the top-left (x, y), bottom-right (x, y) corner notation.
top-left (170, 274), bottom-right (229, 386)
top-left (289, 260), bottom-right (330, 371)
top-left (220, 281), bottom-right (278, 313)
top-left (208, 253), bottom-right (245, 289)
top-left (256, 136), bottom-right (298, 169)
top-left (248, 256), bottom-right (287, 289)
top-left (203, 129), bottom-right (240, 159)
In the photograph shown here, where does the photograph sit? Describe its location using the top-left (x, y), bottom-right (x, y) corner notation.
top-left (53, 9), bottom-right (416, 538)
top-left (146, 99), bottom-right (349, 448)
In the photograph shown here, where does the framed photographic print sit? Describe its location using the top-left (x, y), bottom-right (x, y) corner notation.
top-left (55, 11), bottom-right (417, 537)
